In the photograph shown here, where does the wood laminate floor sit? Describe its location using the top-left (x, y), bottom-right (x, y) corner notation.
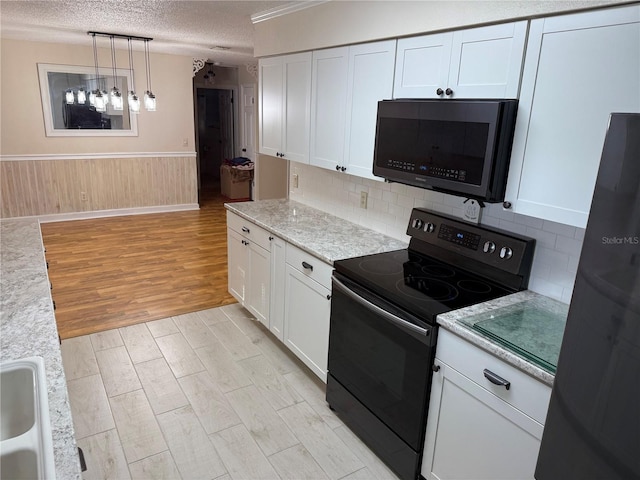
top-left (62, 304), bottom-right (399, 480)
top-left (42, 184), bottom-right (239, 339)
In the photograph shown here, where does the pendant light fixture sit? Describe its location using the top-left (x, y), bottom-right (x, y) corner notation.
top-left (143, 39), bottom-right (156, 111)
top-left (127, 38), bottom-right (140, 113)
top-left (88, 31), bottom-right (154, 113)
top-left (109, 36), bottom-right (123, 111)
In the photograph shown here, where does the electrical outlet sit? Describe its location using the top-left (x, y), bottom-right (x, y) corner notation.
top-left (292, 173), bottom-right (299, 189)
top-left (360, 191), bottom-right (368, 209)
top-left (80, 192), bottom-right (88, 202)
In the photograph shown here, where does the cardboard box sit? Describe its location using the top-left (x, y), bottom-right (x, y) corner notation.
top-left (220, 164), bottom-right (252, 200)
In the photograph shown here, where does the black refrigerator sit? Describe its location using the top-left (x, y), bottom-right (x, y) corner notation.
top-left (536, 113), bottom-right (640, 479)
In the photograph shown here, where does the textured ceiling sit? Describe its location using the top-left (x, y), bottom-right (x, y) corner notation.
top-left (0, 0), bottom-right (296, 66)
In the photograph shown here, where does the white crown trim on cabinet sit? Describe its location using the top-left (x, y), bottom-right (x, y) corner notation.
top-left (251, 1), bottom-right (328, 24)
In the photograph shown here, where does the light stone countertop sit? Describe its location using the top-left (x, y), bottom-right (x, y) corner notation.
top-left (437, 290), bottom-right (569, 386)
top-left (225, 199), bottom-right (408, 264)
top-left (1, 218), bottom-right (82, 479)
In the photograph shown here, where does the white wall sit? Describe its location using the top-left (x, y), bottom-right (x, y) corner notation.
top-left (290, 163), bottom-right (582, 304)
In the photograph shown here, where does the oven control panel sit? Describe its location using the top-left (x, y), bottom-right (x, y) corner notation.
top-left (407, 208), bottom-right (535, 276)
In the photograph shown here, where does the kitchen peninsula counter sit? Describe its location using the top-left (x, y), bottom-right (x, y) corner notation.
top-left (438, 291), bottom-right (569, 386)
top-left (0, 218), bottom-right (82, 479)
top-left (225, 199), bottom-right (408, 264)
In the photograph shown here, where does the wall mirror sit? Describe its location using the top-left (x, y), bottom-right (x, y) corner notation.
top-left (37, 63), bottom-right (138, 137)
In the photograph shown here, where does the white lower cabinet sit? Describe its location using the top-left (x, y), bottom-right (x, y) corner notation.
top-left (283, 244), bottom-right (332, 382)
top-left (422, 329), bottom-right (551, 480)
top-left (227, 213), bottom-right (332, 381)
top-left (227, 212), bottom-right (276, 328)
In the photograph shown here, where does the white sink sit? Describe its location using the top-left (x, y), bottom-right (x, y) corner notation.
top-left (0, 357), bottom-right (56, 479)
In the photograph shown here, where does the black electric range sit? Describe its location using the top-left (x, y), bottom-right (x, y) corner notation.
top-left (327, 208), bottom-right (536, 480)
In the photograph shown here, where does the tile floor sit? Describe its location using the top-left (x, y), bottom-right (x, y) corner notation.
top-left (61, 303), bottom-right (400, 480)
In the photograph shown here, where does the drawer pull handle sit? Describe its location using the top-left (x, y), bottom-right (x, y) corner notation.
top-left (302, 261), bottom-right (313, 271)
top-left (432, 364), bottom-right (440, 372)
top-left (242, 227), bottom-right (250, 233)
top-left (269, 236), bottom-right (274, 241)
top-left (483, 369), bottom-right (510, 390)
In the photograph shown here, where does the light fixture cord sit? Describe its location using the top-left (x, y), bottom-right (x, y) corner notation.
top-left (92, 33), bottom-right (99, 91)
top-left (128, 38), bottom-right (136, 91)
top-left (145, 39), bottom-right (152, 92)
top-left (111, 35), bottom-right (117, 89)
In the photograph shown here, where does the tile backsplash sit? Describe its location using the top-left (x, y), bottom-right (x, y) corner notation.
top-left (289, 163), bottom-right (584, 304)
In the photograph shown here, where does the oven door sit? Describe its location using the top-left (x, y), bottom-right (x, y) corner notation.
top-left (327, 272), bottom-right (437, 479)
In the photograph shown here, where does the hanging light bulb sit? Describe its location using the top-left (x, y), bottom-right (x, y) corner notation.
top-left (143, 39), bottom-right (156, 111)
top-left (89, 90), bottom-right (97, 106)
top-left (95, 90), bottom-right (107, 112)
top-left (77, 88), bottom-right (86, 104)
top-left (65, 90), bottom-right (75, 104)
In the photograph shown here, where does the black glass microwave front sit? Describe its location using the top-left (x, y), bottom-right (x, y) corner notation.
top-left (372, 99), bottom-right (518, 203)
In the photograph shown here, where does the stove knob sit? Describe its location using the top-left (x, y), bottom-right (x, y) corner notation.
top-left (412, 218), bottom-right (423, 229)
top-left (424, 222), bottom-right (435, 233)
top-left (499, 246), bottom-right (513, 259)
top-left (483, 241), bottom-right (496, 254)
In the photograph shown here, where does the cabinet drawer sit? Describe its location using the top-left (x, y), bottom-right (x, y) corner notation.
top-left (436, 329), bottom-right (551, 424)
top-left (285, 243), bottom-right (332, 289)
top-left (227, 212), bottom-right (272, 250)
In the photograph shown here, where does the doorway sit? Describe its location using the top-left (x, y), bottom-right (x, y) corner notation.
top-left (195, 88), bottom-right (236, 204)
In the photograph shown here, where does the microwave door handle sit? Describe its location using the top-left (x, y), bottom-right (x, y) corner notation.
top-left (332, 276), bottom-right (429, 337)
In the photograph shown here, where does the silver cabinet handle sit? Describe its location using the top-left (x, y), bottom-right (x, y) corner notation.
top-left (242, 226), bottom-right (250, 233)
top-left (302, 261), bottom-right (313, 271)
top-left (483, 369), bottom-right (510, 390)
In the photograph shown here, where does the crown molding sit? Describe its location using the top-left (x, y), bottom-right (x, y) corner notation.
top-left (251, 1), bottom-right (329, 24)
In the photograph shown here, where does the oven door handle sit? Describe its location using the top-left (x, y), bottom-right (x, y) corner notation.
top-left (332, 276), bottom-right (430, 337)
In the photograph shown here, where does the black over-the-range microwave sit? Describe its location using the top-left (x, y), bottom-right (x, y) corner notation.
top-left (372, 98), bottom-right (518, 203)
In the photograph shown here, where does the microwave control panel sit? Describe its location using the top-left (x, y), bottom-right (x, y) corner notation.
top-left (385, 159), bottom-right (468, 183)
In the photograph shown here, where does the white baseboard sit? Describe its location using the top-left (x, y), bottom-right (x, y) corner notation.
top-left (32, 204), bottom-right (200, 223)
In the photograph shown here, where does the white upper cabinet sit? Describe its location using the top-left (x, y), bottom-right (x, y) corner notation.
top-left (309, 47), bottom-right (349, 172)
top-left (504, 5), bottom-right (640, 228)
top-left (310, 40), bottom-right (395, 180)
top-left (258, 52), bottom-right (312, 164)
top-left (394, 21), bottom-right (527, 99)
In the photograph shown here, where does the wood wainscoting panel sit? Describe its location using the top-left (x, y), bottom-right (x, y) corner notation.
top-left (0, 155), bottom-right (197, 218)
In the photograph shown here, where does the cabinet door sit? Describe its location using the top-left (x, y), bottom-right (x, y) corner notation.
top-left (283, 264), bottom-right (331, 382)
top-left (448, 21), bottom-right (527, 98)
top-left (422, 359), bottom-right (543, 480)
top-left (505, 5), bottom-right (640, 227)
top-left (258, 56), bottom-right (283, 157)
top-left (269, 236), bottom-right (286, 341)
top-left (227, 228), bottom-right (248, 304)
top-left (310, 47), bottom-right (349, 171)
top-left (247, 242), bottom-right (270, 328)
top-left (281, 52), bottom-right (312, 164)
top-left (344, 40), bottom-right (396, 180)
top-left (393, 33), bottom-right (452, 99)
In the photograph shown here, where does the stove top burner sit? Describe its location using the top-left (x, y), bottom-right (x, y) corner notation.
top-left (399, 277), bottom-right (459, 301)
top-left (457, 279), bottom-right (492, 294)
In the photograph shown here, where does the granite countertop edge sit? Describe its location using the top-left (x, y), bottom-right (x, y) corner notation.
top-left (0, 218), bottom-right (82, 479)
top-left (437, 290), bottom-right (556, 386)
top-left (225, 198), bottom-right (408, 265)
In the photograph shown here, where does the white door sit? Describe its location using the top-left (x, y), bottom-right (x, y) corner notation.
top-left (344, 40), bottom-right (396, 180)
top-left (505, 5), bottom-right (640, 227)
top-left (258, 56), bottom-right (283, 157)
top-left (393, 32), bottom-right (452, 99)
top-left (283, 264), bottom-right (331, 381)
top-left (247, 242), bottom-right (270, 328)
top-left (310, 47), bottom-right (349, 171)
top-left (422, 360), bottom-right (543, 480)
top-left (269, 236), bottom-right (286, 341)
top-left (448, 21), bottom-right (527, 98)
top-left (240, 84), bottom-right (255, 161)
top-left (281, 52), bottom-right (312, 164)
top-left (227, 229), bottom-right (248, 304)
